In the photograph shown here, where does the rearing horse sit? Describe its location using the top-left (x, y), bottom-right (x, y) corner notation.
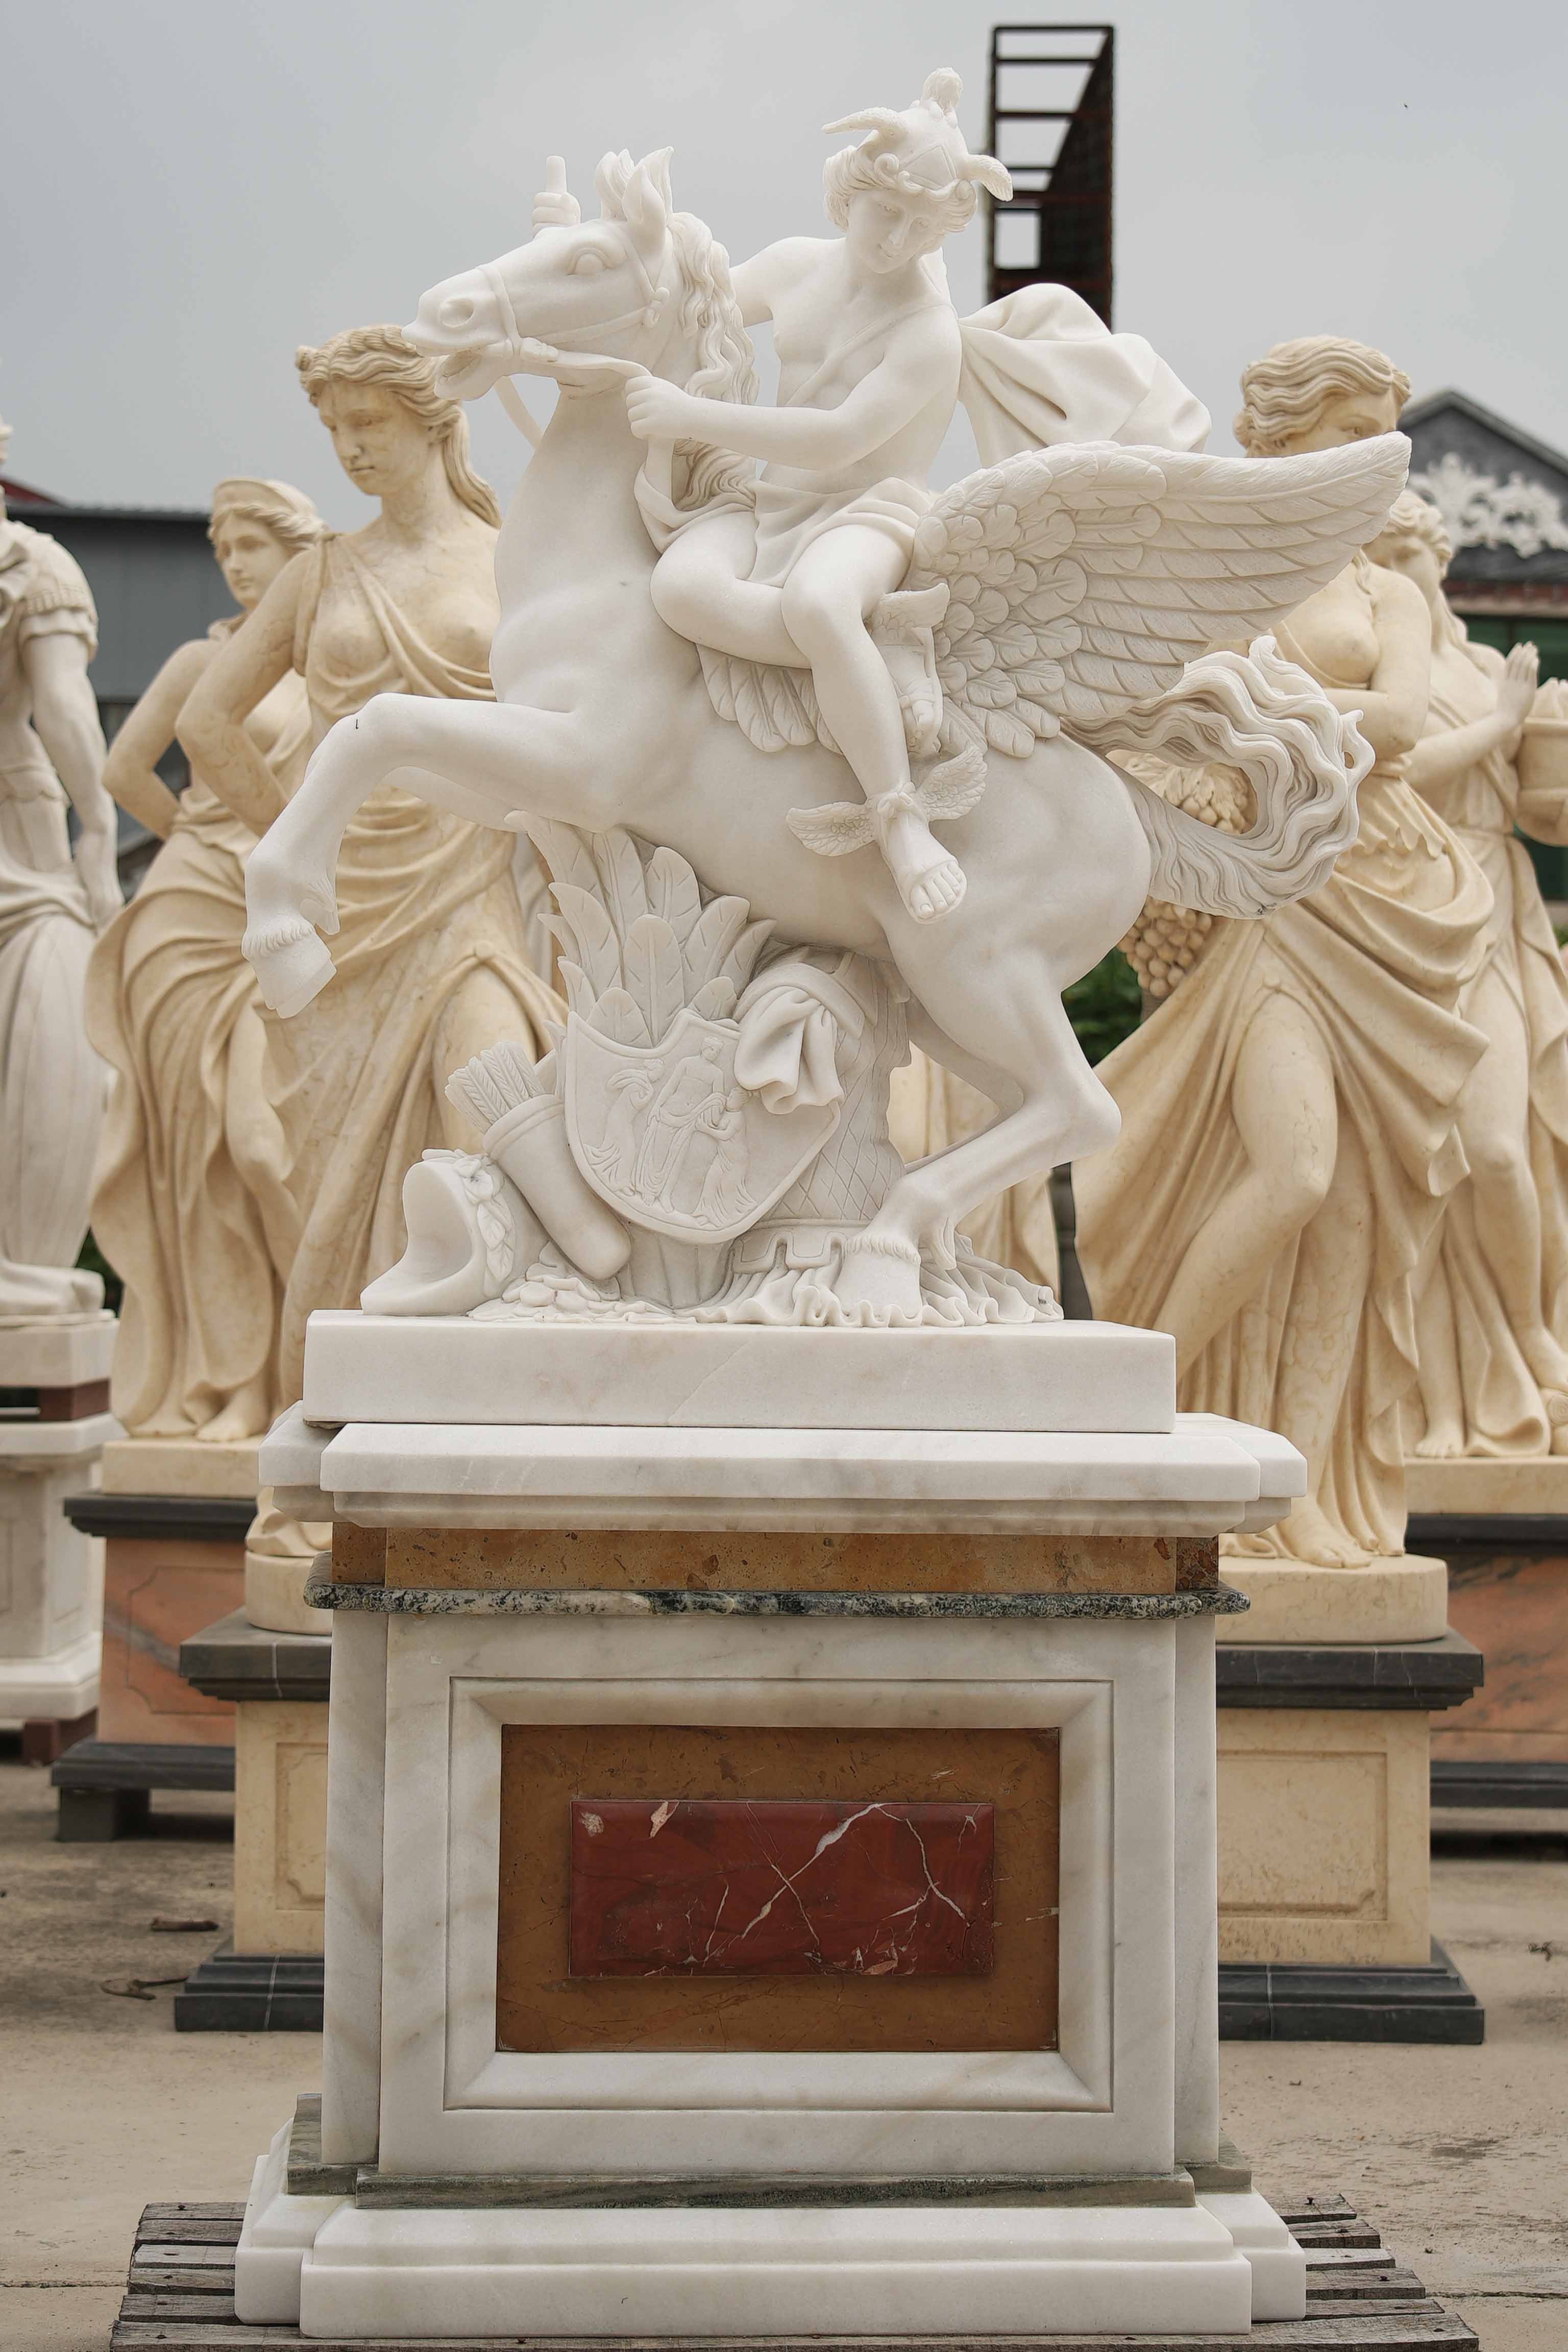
top-left (242, 146), bottom-right (1401, 1316)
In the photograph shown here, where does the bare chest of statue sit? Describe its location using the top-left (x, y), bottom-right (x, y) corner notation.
top-left (324, 528), bottom-right (499, 682)
top-left (1284, 566), bottom-right (1382, 692)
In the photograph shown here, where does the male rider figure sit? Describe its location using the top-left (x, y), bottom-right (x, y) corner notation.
top-left (579, 72), bottom-right (1009, 926)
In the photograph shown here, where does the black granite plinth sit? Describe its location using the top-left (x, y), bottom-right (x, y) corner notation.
top-left (174, 1943), bottom-right (324, 2032)
top-left (1431, 1757), bottom-right (1568, 1808)
top-left (61, 1490), bottom-right (256, 1543)
top-left (1219, 1939), bottom-right (1484, 2044)
top-left (1216, 1631), bottom-right (1483, 1713)
top-left (179, 1609), bottom-right (331, 1703)
top-left (51, 1738), bottom-right (235, 1841)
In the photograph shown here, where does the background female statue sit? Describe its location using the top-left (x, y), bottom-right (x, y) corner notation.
top-left (0, 418), bottom-right (121, 1317)
top-left (1077, 337), bottom-right (1492, 1567)
top-left (1369, 489), bottom-right (1568, 1458)
top-left (179, 327), bottom-right (559, 1401)
top-left (87, 477), bottom-right (326, 1439)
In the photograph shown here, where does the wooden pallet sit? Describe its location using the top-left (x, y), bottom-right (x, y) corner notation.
top-left (110, 2192), bottom-right (1478, 2350)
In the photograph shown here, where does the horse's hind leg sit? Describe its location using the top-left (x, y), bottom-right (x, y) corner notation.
top-left (836, 971), bottom-right (1119, 1316)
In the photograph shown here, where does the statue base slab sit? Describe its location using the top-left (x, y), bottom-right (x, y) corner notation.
top-left (0, 1316), bottom-right (117, 1733)
top-left (1214, 1556), bottom-right (1448, 1644)
top-left (1405, 1453), bottom-right (1568, 1518)
top-left (244, 1548), bottom-right (333, 1637)
top-left (299, 1310), bottom-right (1176, 1435)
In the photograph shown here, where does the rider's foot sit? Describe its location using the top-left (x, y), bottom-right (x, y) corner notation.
top-left (876, 796), bottom-right (966, 923)
top-left (872, 586), bottom-right (948, 760)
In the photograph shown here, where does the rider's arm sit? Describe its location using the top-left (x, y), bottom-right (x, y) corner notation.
top-left (1309, 568), bottom-right (1430, 767)
top-left (102, 639), bottom-right (209, 840)
top-left (177, 557), bottom-right (306, 835)
top-left (630, 310), bottom-right (960, 471)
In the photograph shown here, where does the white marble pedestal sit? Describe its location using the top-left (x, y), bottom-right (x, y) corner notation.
top-left (225, 1331), bottom-right (1309, 2342)
top-left (0, 1314), bottom-right (117, 1750)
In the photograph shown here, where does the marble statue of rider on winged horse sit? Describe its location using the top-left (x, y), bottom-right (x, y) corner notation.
top-left (243, 68), bottom-right (1407, 1323)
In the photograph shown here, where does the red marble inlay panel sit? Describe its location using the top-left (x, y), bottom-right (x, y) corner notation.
top-left (569, 1797), bottom-right (994, 1979)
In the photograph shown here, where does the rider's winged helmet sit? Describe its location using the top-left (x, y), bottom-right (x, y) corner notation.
top-left (822, 67), bottom-right (1011, 235)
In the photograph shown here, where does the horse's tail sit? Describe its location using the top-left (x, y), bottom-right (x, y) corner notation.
top-left (1074, 636), bottom-right (1371, 917)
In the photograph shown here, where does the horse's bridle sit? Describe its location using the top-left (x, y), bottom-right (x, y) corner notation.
top-left (479, 229), bottom-right (668, 377)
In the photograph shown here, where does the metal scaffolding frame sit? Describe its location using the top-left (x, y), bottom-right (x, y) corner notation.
top-left (985, 24), bottom-right (1114, 322)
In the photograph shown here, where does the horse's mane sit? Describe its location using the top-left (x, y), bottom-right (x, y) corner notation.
top-left (596, 149), bottom-right (758, 516)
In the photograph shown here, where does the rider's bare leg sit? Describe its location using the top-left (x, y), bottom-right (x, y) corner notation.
top-left (781, 530), bottom-right (965, 925)
top-left (649, 511), bottom-right (800, 669)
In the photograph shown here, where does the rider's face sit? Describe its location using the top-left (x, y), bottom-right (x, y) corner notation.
top-left (846, 190), bottom-right (942, 275)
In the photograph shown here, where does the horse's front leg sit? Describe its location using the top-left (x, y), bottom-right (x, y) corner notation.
top-left (243, 696), bottom-right (592, 1016)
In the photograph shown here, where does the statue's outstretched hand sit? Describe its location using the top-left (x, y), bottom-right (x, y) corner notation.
top-left (625, 374), bottom-right (699, 444)
top-left (532, 156), bottom-right (580, 230)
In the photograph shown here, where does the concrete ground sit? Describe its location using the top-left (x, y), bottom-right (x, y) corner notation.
top-left (2, 1748), bottom-right (1564, 2352)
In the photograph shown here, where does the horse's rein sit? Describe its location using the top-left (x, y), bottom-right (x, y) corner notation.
top-left (479, 248), bottom-right (676, 509)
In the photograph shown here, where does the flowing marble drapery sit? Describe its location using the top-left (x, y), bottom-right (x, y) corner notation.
top-left (1078, 734), bottom-right (1491, 1561)
top-left (270, 535), bottom-right (561, 1399)
top-left (1411, 675), bottom-right (1568, 1454)
top-left (86, 624), bottom-right (309, 1435)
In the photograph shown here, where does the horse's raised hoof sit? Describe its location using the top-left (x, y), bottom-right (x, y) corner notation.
top-left (242, 919), bottom-right (338, 1018)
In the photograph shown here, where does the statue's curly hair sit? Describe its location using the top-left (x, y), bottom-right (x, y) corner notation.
top-left (1234, 336), bottom-right (1410, 456)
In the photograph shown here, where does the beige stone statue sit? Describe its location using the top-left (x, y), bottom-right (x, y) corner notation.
top-left (179, 329), bottom-right (561, 1406)
top-left (1368, 491), bottom-right (1568, 1458)
top-left (1077, 337), bottom-right (1493, 1572)
top-left (87, 478), bottom-right (326, 1438)
top-left (0, 416), bottom-right (120, 1317)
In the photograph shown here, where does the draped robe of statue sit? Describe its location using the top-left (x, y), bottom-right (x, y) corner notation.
top-left (0, 523), bottom-right (107, 1315)
top-left (1413, 670), bottom-right (1568, 1453)
top-left (269, 534), bottom-right (560, 1399)
top-left (1077, 558), bottom-right (1493, 1560)
top-left (85, 622), bottom-right (311, 1435)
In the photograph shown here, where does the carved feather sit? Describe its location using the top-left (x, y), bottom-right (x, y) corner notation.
top-left (622, 914), bottom-right (685, 1041)
top-left (525, 819), bottom-right (601, 904)
top-left (547, 887), bottom-right (621, 997)
top-left (647, 845), bottom-right (703, 946)
top-left (719, 917), bottom-right (776, 991)
top-left (689, 976), bottom-right (739, 1022)
top-left (786, 800), bottom-right (876, 856)
top-left (905, 432), bottom-right (1410, 751)
top-left (681, 895), bottom-right (751, 993)
top-left (557, 959), bottom-right (596, 1019)
top-left (592, 829), bottom-right (648, 942)
top-left (590, 986), bottom-right (655, 1048)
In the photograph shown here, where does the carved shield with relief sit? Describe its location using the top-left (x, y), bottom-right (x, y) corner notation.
top-left (564, 1007), bottom-right (839, 1244)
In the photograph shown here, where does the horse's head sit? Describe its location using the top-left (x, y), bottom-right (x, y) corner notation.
top-left (406, 149), bottom-right (690, 403)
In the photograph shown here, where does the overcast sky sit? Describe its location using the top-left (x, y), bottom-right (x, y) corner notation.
top-left (6, 0), bottom-right (1566, 525)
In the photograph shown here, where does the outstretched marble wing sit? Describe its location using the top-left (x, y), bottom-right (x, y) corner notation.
top-left (903, 434), bottom-right (1410, 760)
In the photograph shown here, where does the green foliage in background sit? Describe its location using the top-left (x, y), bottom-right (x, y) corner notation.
top-left (77, 1230), bottom-right (123, 1315)
top-left (1064, 947), bottom-right (1142, 1066)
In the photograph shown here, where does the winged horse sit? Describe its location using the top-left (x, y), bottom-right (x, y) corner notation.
top-left (242, 147), bottom-right (1405, 1317)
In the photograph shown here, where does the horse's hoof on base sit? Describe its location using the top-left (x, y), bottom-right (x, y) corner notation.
top-left (831, 1236), bottom-right (924, 1322)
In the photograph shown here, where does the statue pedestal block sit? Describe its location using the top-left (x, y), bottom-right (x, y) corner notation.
top-left (0, 1314), bottom-right (117, 1744)
top-left (1212, 1563), bottom-right (1485, 2039)
top-left (1406, 1458), bottom-right (1568, 1812)
top-left (174, 1610), bottom-right (332, 2029)
top-left (52, 1435), bottom-right (254, 1837)
top-left (221, 1388), bottom-right (1309, 2339)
